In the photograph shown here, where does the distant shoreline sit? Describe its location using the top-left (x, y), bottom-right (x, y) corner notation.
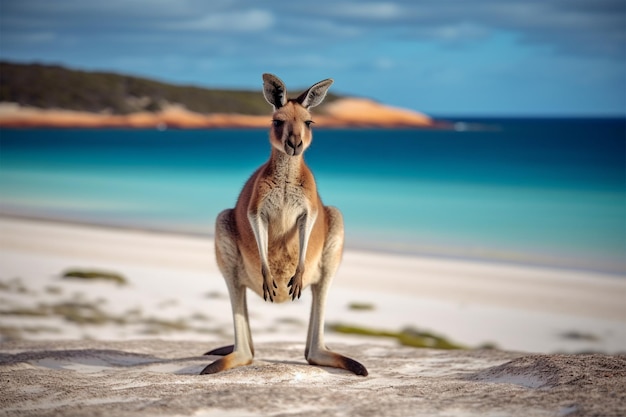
top-left (1, 211), bottom-right (623, 278)
top-left (0, 98), bottom-right (437, 129)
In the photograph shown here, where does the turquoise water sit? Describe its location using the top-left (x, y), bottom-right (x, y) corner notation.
top-left (1, 119), bottom-right (624, 273)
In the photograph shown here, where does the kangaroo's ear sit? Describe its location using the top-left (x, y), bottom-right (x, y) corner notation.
top-left (296, 78), bottom-right (333, 109)
top-left (262, 73), bottom-right (288, 110)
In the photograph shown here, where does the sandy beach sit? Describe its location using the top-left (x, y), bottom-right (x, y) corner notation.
top-left (2, 339), bottom-right (624, 417)
top-left (1, 215), bottom-right (624, 353)
top-left (1, 216), bottom-right (626, 416)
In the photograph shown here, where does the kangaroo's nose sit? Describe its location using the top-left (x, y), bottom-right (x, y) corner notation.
top-left (286, 137), bottom-right (304, 155)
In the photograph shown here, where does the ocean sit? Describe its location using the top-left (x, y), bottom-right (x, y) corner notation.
top-left (1, 118), bottom-right (624, 274)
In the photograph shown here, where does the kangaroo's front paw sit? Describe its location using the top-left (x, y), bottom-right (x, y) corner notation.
top-left (263, 279), bottom-right (277, 302)
top-left (262, 265), bottom-right (277, 302)
top-left (288, 270), bottom-right (303, 300)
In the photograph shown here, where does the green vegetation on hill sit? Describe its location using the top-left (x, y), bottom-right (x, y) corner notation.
top-left (0, 61), bottom-right (340, 115)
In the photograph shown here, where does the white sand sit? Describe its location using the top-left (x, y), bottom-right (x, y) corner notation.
top-left (1, 216), bottom-right (625, 353)
top-left (3, 340), bottom-right (624, 417)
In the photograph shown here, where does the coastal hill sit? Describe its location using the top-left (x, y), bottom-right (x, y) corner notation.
top-left (0, 61), bottom-right (432, 128)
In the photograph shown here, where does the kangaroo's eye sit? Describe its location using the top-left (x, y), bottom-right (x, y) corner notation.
top-left (305, 120), bottom-right (314, 128)
top-left (272, 119), bottom-right (284, 127)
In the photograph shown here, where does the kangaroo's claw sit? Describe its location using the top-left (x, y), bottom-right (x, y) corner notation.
top-left (204, 345), bottom-right (235, 356)
top-left (261, 265), bottom-right (276, 302)
top-left (288, 275), bottom-right (302, 300)
top-left (263, 278), bottom-right (276, 302)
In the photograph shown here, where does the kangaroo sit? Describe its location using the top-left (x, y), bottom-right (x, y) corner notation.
top-left (201, 74), bottom-right (367, 376)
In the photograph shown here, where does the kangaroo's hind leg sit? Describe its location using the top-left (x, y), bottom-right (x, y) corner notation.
top-left (201, 209), bottom-right (254, 374)
top-left (305, 206), bottom-right (368, 376)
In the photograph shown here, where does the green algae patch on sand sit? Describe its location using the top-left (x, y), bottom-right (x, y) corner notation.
top-left (62, 269), bottom-right (128, 286)
top-left (348, 302), bottom-right (376, 311)
top-left (330, 324), bottom-right (466, 350)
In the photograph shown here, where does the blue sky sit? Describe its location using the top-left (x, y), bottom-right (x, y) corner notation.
top-left (1, 0), bottom-right (625, 116)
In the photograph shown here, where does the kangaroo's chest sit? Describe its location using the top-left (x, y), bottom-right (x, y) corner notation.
top-left (260, 181), bottom-right (307, 234)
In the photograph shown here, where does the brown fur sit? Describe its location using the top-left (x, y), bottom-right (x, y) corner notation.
top-left (201, 74), bottom-right (367, 377)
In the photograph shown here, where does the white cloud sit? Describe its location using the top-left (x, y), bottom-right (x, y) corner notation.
top-left (332, 2), bottom-right (403, 20)
top-left (321, 0), bottom-right (625, 56)
top-left (160, 9), bottom-right (275, 32)
top-left (2, 1), bottom-right (623, 56)
top-left (426, 23), bottom-right (491, 43)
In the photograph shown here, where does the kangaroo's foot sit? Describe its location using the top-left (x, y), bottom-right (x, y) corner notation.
top-left (204, 345), bottom-right (235, 356)
top-left (307, 347), bottom-right (368, 376)
top-left (200, 351), bottom-right (254, 375)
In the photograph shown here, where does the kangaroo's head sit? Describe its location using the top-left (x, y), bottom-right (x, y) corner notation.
top-left (262, 73), bottom-right (333, 157)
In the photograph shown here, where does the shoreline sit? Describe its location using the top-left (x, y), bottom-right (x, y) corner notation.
top-left (0, 98), bottom-right (437, 129)
top-left (1, 211), bottom-right (623, 277)
top-left (1, 214), bottom-right (625, 353)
